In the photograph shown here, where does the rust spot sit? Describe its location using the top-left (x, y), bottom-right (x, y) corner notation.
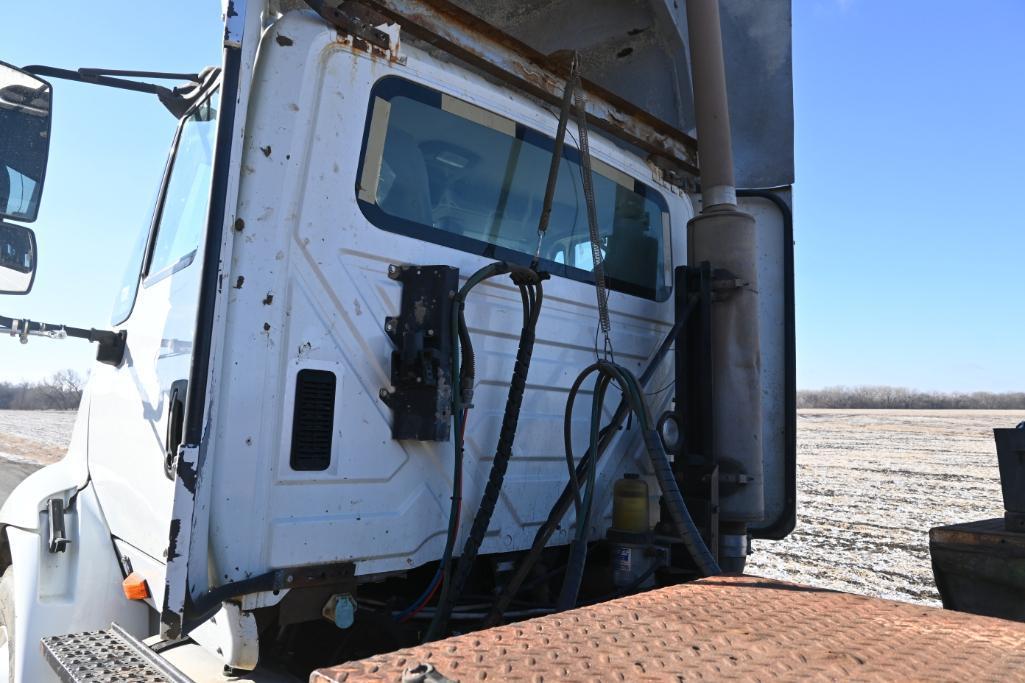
top-left (617, 47), bottom-right (634, 58)
top-left (234, 276), bottom-right (245, 289)
top-left (262, 293), bottom-right (274, 306)
top-left (234, 217), bottom-right (245, 232)
top-left (260, 145), bottom-right (272, 157)
top-left (275, 34), bottom-right (294, 46)
top-left (289, 103), bottom-right (300, 112)
top-left (263, 322), bottom-right (271, 332)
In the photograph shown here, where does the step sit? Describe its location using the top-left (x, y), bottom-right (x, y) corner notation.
top-left (41, 623), bottom-right (190, 683)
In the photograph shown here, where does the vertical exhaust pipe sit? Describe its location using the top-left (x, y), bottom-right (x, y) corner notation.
top-left (685, 0), bottom-right (764, 559)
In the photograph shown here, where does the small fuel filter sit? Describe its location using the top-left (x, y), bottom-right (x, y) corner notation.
top-left (609, 474), bottom-right (667, 588)
top-left (612, 473), bottom-right (649, 533)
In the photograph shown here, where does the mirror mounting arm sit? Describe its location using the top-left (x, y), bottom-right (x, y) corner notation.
top-left (1, 315), bottom-right (127, 367)
top-left (22, 65), bottom-right (217, 118)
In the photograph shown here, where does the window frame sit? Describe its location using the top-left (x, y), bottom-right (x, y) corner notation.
top-left (355, 76), bottom-right (672, 302)
top-left (111, 79), bottom-right (220, 326)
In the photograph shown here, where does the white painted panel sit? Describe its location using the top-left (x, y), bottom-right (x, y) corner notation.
top-left (206, 13), bottom-right (690, 584)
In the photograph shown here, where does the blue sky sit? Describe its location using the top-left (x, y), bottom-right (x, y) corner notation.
top-left (1, 1), bottom-right (1023, 392)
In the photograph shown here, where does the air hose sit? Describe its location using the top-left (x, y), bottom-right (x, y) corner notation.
top-left (484, 308), bottom-right (703, 626)
top-left (554, 360), bottom-right (720, 611)
top-left (423, 262), bottom-right (546, 641)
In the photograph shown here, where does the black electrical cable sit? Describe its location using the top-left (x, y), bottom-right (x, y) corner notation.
top-left (424, 263), bottom-right (507, 631)
top-left (426, 266), bottom-right (545, 641)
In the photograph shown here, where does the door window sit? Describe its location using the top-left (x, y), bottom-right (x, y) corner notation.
top-left (145, 93), bottom-right (219, 283)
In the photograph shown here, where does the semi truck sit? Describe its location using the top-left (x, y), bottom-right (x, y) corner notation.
top-left (2, 1), bottom-right (1021, 681)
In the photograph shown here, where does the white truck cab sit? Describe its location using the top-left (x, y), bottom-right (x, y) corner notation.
top-left (0, 1), bottom-right (795, 680)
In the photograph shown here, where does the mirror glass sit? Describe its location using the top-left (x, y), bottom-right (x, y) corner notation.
top-left (0, 62), bottom-right (51, 223)
top-left (0, 221), bottom-right (36, 294)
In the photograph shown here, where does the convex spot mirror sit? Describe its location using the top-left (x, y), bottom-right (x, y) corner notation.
top-left (0, 221), bottom-right (36, 294)
top-left (0, 62), bottom-right (52, 223)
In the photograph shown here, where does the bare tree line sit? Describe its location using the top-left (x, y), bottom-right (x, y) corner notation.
top-left (3, 373), bottom-right (1023, 411)
top-left (799, 386), bottom-right (1025, 410)
top-left (0, 370), bottom-right (84, 410)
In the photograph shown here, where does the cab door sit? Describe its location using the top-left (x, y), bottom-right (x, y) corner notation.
top-left (87, 90), bottom-right (218, 567)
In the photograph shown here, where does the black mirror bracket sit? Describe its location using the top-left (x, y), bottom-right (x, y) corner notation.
top-left (90, 329), bottom-right (127, 366)
top-left (1, 315), bottom-right (127, 367)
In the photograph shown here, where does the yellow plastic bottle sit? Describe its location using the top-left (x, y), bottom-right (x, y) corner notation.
top-left (612, 473), bottom-right (650, 533)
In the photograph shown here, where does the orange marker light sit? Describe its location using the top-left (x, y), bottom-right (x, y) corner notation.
top-left (122, 572), bottom-right (150, 601)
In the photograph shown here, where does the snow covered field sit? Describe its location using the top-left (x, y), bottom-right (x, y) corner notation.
top-left (0, 409), bottom-right (76, 464)
top-left (0, 408), bottom-right (1019, 606)
top-left (748, 409), bottom-right (1018, 605)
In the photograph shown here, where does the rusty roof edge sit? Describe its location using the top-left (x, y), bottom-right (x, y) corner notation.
top-left (361, 0), bottom-right (700, 180)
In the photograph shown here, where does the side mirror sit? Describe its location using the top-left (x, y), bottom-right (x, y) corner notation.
top-left (0, 62), bottom-right (52, 223)
top-left (0, 221), bottom-right (36, 294)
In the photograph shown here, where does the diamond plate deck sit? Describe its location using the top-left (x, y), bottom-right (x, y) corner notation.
top-left (312, 575), bottom-right (1025, 681)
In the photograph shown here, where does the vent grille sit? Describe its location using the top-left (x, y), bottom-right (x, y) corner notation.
top-left (290, 369), bottom-right (336, 471)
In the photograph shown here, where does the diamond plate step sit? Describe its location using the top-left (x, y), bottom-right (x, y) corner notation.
top-left (41, 623), bottom-right (191, 683)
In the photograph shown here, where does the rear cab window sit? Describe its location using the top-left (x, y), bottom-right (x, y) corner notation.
top-left (355, 77), bottom-right (672, 301)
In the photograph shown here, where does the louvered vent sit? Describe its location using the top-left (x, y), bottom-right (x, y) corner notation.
top-left (290, 369), bottom-right (336, 471)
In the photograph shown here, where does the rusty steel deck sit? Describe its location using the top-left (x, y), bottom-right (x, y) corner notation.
top-left (312, 575), bottom-right (1025, 681)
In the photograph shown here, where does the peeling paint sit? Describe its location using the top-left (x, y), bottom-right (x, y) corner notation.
top-left (177, 456), bottom-right (198, 494)
top-left (262, 293), bottom-right (274, 306)
top-left (167, 518), bottom-right (183, 561)
top-left (275, 34), bottom-right (294, 47)
top-left (260, 145), bottom-right (272, 157)
top-left (234, 276), bottom-right (245, 289)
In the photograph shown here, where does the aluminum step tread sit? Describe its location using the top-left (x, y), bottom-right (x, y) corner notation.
top-left (41, 624), bottom-right (190, 683)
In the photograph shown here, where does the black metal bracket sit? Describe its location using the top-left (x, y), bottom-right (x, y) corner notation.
top-left (380, 264), bottom-right (459, 441)
top-left (667, 263), bottom-right (719, 572)
top-left (47, 498), bottom-right (70, 554)
top-left (303, 1), bottom-right (392, 51)
top-left (165, 380), bottom-right (188, 479)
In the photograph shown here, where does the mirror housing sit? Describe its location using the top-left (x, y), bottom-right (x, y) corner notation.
top-left (0, 61), bottom-right (52, 223)
top-left (0, 221), bottom-right (37, 294)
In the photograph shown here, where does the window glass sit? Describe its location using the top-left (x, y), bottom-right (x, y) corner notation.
top-left (110, 220), bottom-right (150, 325)
top-left (356, 78), bottom-right (671, 301)
top-left (147, 93), bottom-right (218, 279)
top-left (111, 91), bottom-right (218, 324)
